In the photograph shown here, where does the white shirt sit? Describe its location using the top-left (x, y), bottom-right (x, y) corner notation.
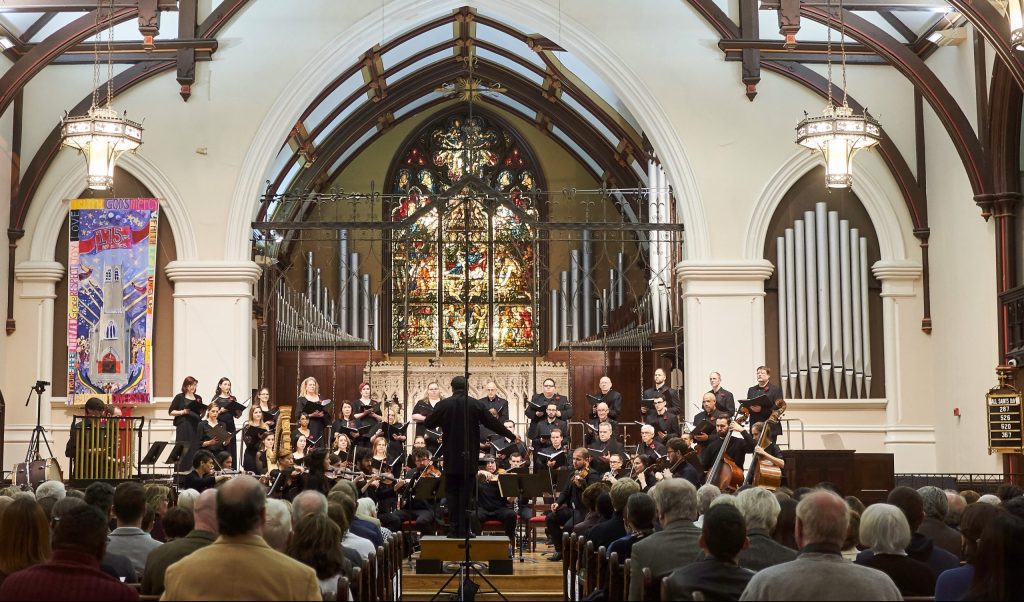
top-left (342, 532), bottom-right (376, 561)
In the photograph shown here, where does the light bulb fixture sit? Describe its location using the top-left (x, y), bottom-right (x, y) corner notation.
top-left (59, 0), bottom-right (143, 190)
top-left (1010, 0), bottom-right (1024, 50)
top-left (795, 0), bottom-right (881, 189)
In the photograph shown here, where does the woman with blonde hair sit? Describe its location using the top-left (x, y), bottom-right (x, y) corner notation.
top-left (142, 483), bottom-right (171, 542)
top-left (0, 497), bottom-right (51, 586)
top-left (297, 376), bottom-right (327, 447)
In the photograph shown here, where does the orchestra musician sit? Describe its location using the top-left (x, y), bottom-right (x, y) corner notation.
top-left (168, 377), bottom-right (204, 471)
top-left (296, 377), bottom-right (328, 446)
top-left (255, 387), bottom-right (278, 431)
top-left (656, 437), bottom-right (702, 488)
top-left (406, 435), bottom-right (427, 469)
top-left (750, 421), bottom-right (785, 470)
top-left (745, 366), bottom-right (784, 439)
top-left (642, 368), bottom-right (680, 417)
top-left (298, 448), bottom-right (332, 495)
top-left (691, 394), bottom-right (718, 453)
top-left (708, 371), bottom-right (736, 416)
top-left (535, 428), bottom-right (570, 472)
top-left (393, 447), bottom-right (439, 536)
top-left (531, 403), bottom-right (567, 451)
top-left (474, 456), bottom-right (517, 543)
top-left (480, 382), bottom-right (510, 422)
top-left (198, 404), bottom-right (231, 456)
top-left (546, 448), bottom-right (601, 561)
top-left (585, 403), bottom-right (619, 446)
top-left (637, 424), bottom-right (666, 460)
top-left (211, 377), bottom-right (242, 467)
top-left (242, 405), bottom-right (270, 473)
top-left (181, 450), bottom-right (229, 493)
top-left (644, 396), bottom-right (680, 444)
top-left (631, 454), bottom-right (656, 492)
top-left (354, 446), bottom-right (405, 532)
top-left (264, 451), bottom-right (302, 501)
top-left (602, 453), bottom-right (627, 483)
top-left (589, 376), bottom-right (622, 420)
top-left (699, 414), bottom-right (754, 478)
top-left (526, 378), bottom-right (571, 440)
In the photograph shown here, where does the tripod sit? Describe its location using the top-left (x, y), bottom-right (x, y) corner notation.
top-left (24, 381), bottom-right (55, 464)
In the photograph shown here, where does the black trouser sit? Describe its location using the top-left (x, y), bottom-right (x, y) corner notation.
top-left (393, 507), bottom-right (435, 534)
top-left (445, 472), bottom-right (473, 537)
top-left (545, 505), bottom-right (575, 546)
top-left (475, 507), bottom-right (517, 541)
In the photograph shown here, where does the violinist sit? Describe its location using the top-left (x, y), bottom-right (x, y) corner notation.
top-left (406, 435), bottom-right (427, 469)
top-left (181, 450), bottom-right (228, 493)
top-left (656, 437), bottom-right (702, 488)
top-left (393, 448), bottom-right (439, 536)
top-left (745, 366), bottom-right (784, 439)
top-left (474, 456), bottom-right (517, 542)
top-left (355, 446), bottom-right (406, 528)
top-left (547, 448), bottom-right (600, 561)
top-left (299, 448), bottom-right (332, 495)
top-left (602, 453), bottom-right (627, 483)
top-left (491, 420), bottom-right (528, 470)
top-left (631, 454), bottom-right (656, 493)
top-left (264, 451), bottom-right (302, 501)
top-left (699, 414), bottom-right (753, 479)
top-left (645, 396), bottom-right (680, 444)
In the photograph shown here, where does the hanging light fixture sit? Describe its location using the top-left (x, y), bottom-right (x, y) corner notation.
top-left (1009, 0), bottom-right (1024, 50)
top-left (60, 0), bottom-right (143, 190)
top-left (795, 0), bottom-right (881, 189)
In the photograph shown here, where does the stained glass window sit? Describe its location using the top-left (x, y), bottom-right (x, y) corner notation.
top-left (390, 113), bottom-right (538, 354)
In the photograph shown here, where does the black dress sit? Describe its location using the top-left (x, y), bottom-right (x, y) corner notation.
top-left (169, 393), bottom-right (202, 471)
top-left (242, 423), bottom-right (269, 473)
top-left (214, 395), bottom-right (240, 465)
top-left (198, 420), bottom-right (226, 455)
top-left (296, 396), bottom-right (327, 445)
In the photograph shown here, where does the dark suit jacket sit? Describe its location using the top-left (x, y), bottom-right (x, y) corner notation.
top-left (587, 513), bottom-right (627, 551)
top-left (425, 392), bottom-right (515, 474)
top-left (141, 529), bottom-right (216, 595)
top-left (664, 558), bottom-right (755, 602)
top-left (918, 516), bottom-right (963, 559)
top-left (855, 553), bottom-right (936, 596)
top-left (709, 388), bottom-right (736, 416)
top-left (737, 530), bottom-right (797, 571)
top-left (629, 519), bottom-right (702, 600)
top-left (591, 390), bottom-right (623, 420)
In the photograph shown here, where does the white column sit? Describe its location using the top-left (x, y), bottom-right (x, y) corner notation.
top-left (677, 259), bottom-right (774, 421)
top-left (14, 261), bottom-right (65, 412)
top-left (165, 260), bottom-right (262, 403)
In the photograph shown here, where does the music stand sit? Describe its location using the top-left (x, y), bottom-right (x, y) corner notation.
top-left (164, 442), bottom-right (189, 470)
top-left (139, 442), bottom-right (168, 478)
top-left (497, 472), bottom-right (549, 563)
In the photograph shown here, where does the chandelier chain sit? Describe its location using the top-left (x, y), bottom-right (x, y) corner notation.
top-left (90, 1), bottom-right (102, 109)
top-left (826, 0), bottom-right (833, 108)
top-left (106, 0), bottom-right (115, 107)
top-left (839, 0), bottom-right (848, 108)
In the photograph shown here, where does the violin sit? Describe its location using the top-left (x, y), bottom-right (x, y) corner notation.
top-left (421, 464), bottom-right (442, 478)
top-left (571, 466), bottom-right (590, 487)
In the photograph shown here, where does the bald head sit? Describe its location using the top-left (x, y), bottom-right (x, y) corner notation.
top-left (796, 489), bottom-right (849, 548)
top-left (216, 475), bottom-right (266, 536)
top-left (193, 489), bottom-right (218, 534)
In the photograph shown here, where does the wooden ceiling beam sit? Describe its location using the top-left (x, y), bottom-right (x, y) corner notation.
top-left (0, 0), bottom-right (175, 10)
top-left (21, 12), bottom-right (56, 41)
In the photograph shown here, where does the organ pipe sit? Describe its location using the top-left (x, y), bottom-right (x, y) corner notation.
top-left (582, 230), bottom-right (592, 338)
top-left (839, 220), bottom-right (853, 397)
top-left (569, 250), bottom-right (580, 340)
top-left (850, 228), bottom-right (864, 398)
top-left (372, 293), bottom-right (380, 350)
top-left (560, 271), bottom-right (569, 343)
top-left (816, 203), bottom-right (832, 398)
top-left (616, 253), bottom-right (625, 308)
top-left (777, 236), bottom-right (790, 397)
top-left (794, 220), bottom-right (808, 398)
top-left (804, 211), bottom-right (820, 398)
top-left (361, 274), bottom-right (370, 343)
top-left (860, 238), bottom-right (873, 397)
top-left (350, 253), bottom-right (361, 340)
top-left (315, 269), bottom-right (322, 312)
top-left (339, 230), bottom-right (349, 333)
top-left (828, 212), bottom-right (843, 395)
top-left (784, 229), bottom-right (798, 390)
top-left (551, 288), bottom-right (560, 350)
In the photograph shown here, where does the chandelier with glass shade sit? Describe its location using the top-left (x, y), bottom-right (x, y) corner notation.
top-left (59, 1), bottom-right (143, 190)
top-left (1009, 0), bottom-right (1024, 50)
top-left (795, 0), bottom-right (881, 189)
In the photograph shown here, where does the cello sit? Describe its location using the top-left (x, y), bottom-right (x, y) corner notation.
top-left (745, 402), bottom-right (787, 490)
top-left (703, 412), bottom-right (747, 493)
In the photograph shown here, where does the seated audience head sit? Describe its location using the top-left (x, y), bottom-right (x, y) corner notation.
top-left (582, 481), bottom-right (611, 513)
top-left (967, 508), bottom-right (1024, 600)
top-left (192, 489), bottom-right (218, 533)
top-left (886, 486), bottom-right (925, 531)
top-left (327, 502), bottom-right (349, 534)
top-left (815, 481), bottom-right (842, 497)
top-left (291, 490), bottom-right (328, 526)
top-left (610, 478), bottom-right (641, 513)
top-left (959, 501), bottom-right (1000, 563)
top-left (596, 492), bottom-right (614, 520)
top-left (624, 492), bottom-right (656, 532)
top-left (791, 487), bottom-right (812, 500)
top-left (52, 504), bottom-right (109, 561)
top-left (263, 498), bottom-right (292, 552)
top-left (0, 496), bottom-right (12, 519)
top-left (859, 503), bottom-right (911, 554)
top-left (700, 504), bottom-right (749, 561)
top-left (112, 481), bottom-right (147, 527)
top-left (710, 495), bottom-right (739, 510)
top-left (0, 496), bottom-right (51, 575)
top-left (844, 509), bottom-right (861, 552)
top-left (918, 485), bottom-right (949, 521)
top-left (1005, 495), bottom-right (1024, 519)
top-left (945, 490), bottom-right (967, 527)
top-left (795, 489), bottom-right (849, 549)
top-left (961, 489), bottom-right (981, 504)
top-left (34, 480), bottom-right (66, 513)
top-left (176, 488), bottom-right (200, 511)
top-left (287, 513), bottom-right (345, 580)
top-left (216, 475), bottom-right (266, 536)
top-left (652, 478), bottom-right (698, 524)
top-left (736, 487), bottom-right (781, 532)
top-left (162, 506), bottom-right (194, 540)
top-left (49, 496), bottom-right (85, 531)
top-left (844, 495), bottom-right (865, 516)
top-left (696, 484), bottom-right (721, 516)
top-left (356, 498), bottom-right (379, 524)
top-left (83, 481), bottom-right (115, 520)
top-left (995, 483), bottom-right (1023, 502)
top-left (977, 494), bottom-right (1002, 505)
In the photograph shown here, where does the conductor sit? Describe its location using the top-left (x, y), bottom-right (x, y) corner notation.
top-left (424, 376), bottom-right (519, 538)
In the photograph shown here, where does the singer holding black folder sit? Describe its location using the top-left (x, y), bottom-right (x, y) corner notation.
top-left (211, 377), bottom-right (244, 467)
top-left (296, 376), bottom-right (328, 444)
top-left (169, 376), bottom-right (204, 471)
top-left (587, 376), bottom-right (622, 420)
top-left (424, 376), bottom-right (519, 538)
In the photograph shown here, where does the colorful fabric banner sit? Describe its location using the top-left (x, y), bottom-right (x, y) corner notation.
top-left (67, 198), bottom-right (159, 406)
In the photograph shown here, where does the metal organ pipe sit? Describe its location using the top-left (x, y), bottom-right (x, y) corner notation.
top-left (860, 238), bottom-right (872, 397)
top-left (784, 229), bottom-right (798, 391)
top-left (850, 228), bottom-right (864, 398)
top-left (551, 288), bottom-right (560, 350)
top-left (306, 251), bottom-right (314, 300)
top-left (815, 203), bottom-right (832, 397)
top-left (339, 230), bottom-right (349, 333)
top-left (569, 250), bottom-right (580, 341)
top-left (582, 230), bottom-right (592, 338)
top-left (659, 166), bottom-right (671, 330)
top-left (648, 160), bottom-right (660, 333)
top-left (804, 211), bottom-right (820, 398)
top-left (616, 253), bottom-right (625, 308)
top-left (560, 271), bottom-right (569, 343)
top-left (794, 220), bottom-right (808, 398)
top-left (372, 294), bottom-right (380, 350)
top-left (839, 220), bottom-right (853, 397)
top-left (777, 236), bottom-right (790, 398)
top-left (828, 212), bottom-right (843, 396)
top-left (350, 253), bottom-right (361, 340)
top-left (361, 274), bottom-right (371, 344)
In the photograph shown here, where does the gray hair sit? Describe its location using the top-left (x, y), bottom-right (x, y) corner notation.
top-left (652, 478), bottom-right (698, 523)
top-left (796, 489), bottom-right (849, 547)
top-left (640, 424), bottom-right (655, 435)
top-left (710, 495), bottom-right (738, 509)
top-left (736, 487), bottom-right (781, 532)
top-left (977, 494), bottom-right (1001, 505)
top-left (176, 489), bottom-right (200, 511)
top-left (291, 490), bottom-right (328, 526)
top-left (35, 480), bottom-right (66, 501)
top-left (918, 486), bottom-right (948, 520)
top-left (860, 503), bottom-right (911, 554)
top-left (696, 484), bottom-right (721, 515)
top-left (263, 498), bottom-right (292, 552)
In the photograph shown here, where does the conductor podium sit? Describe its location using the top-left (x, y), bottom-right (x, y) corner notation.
top-left (417, 536), bottom-right (512, 575)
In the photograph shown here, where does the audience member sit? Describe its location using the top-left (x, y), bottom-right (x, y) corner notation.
top-left (287, 513), bottom-right (349, 599)
top-left (693, 484), bottom-right (720, 528)
top-left (917, 485), bottom-right (961, 557)
top-left (0, 497), bottom-right (51, 586)
top-left (855, 503), bottom-right (935, 596)
top-left (840, 509), bottom-right (861, 560)
top-left (142, 484), bottom-right (171, 542)
top-left (934, 501), bottom-right (1000, 602)
top-left (161, 506), bottom-right (194, 541)
top-left (105, 482), bottom-right (162, 575)
top-left (572, 482), bottom-right (611, 537)
top-left (263, 498), bottom-right (293, 553)
top-left (140, 489), bottom-right (217, 596)
top-left (734, 487), bottom-right (796, 571)
top-left (175, 489), bottom-right (199, 512)
top-left (332, 494), bottom-right (374, 561)
top-left (34, 480), bottom-right (66, 519)
top-left (843, 495), bottom-right (865, 516)
top-left (976, 493), bottom-right (1001, 505)
top-left (960, 489), bottom-right (980, 504)
top-left (995, 482), bottom-right (1022, 502)
top-left (772, 494), bottom-right (798, 550)
top-left (0, 497), bottom-right (12, 520)
top-left (628, 479), bottom-right (701, 600)
top-left (740, 489), bottom-right (901, 601)
top-left (328, 481), bottom-right (384, 548)
top-left (588, 478), bottom-right (640, 551)
top-left (0, 504), bottom-right (137, 601)
top-left (964, 507), bottom-right (1024, 600)
top-left (292, 490), bottom-right (328, 526)
top-left (665, 504), bottom-right (755, 601)
top-left (944, 489), bottom-right (967, 527)
top-left (162, 476), bottom-right (321, 600)
top-left (607, 492), bottom-right (655, 561)
top-left (82, 482), bottom-right (135, 584)
top-left (326, 502), bottom-right (364, 570)
top-left (857, 486), bottom-right (958, 575)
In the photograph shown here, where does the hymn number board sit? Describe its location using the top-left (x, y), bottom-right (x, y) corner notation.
top-left (987, 390), bottom-right (1023, 453)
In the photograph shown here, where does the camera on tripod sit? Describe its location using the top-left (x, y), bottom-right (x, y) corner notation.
top-left (32, 380), bottom-right (50, 395)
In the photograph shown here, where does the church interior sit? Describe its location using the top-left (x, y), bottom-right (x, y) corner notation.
top-left (0, 0), bottom-right (1023, 599)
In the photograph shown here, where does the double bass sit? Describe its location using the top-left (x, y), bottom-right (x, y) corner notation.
top-left (745, 402), bottom-right (787, 489)
top-left (703, 412), bottom-right (747, 493)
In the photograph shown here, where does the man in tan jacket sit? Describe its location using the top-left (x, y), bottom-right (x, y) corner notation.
top-left (161, 476), bottom-right (321, 601)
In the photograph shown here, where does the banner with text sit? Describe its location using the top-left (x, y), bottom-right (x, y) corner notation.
top-left (67, 198), bottom-right (159, 406)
